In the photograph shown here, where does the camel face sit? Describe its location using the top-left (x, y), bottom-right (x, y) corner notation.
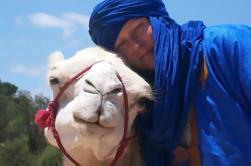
top-left (44, 47), bottom-right (152, 162)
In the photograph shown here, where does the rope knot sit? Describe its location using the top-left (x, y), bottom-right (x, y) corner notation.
top-left (48, 100), bottom-right (59, 115)
top-left (34, 100), bottom-right (58, 129)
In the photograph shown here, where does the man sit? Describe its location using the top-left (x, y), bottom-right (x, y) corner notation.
top-left (89, 0), bottom-right (251, 165)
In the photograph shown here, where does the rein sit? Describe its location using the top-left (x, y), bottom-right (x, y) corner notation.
top-left (34, 61), bottom-right (131, 166)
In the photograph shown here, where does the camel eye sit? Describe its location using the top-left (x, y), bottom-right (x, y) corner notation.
top-left (137, 97), bottom-right (152, 108)
top-left (50, 77), bottom-right (59, 85)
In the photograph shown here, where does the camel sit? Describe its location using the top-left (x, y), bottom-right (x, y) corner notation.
top-left (39, 47), bottom-right (153, 166)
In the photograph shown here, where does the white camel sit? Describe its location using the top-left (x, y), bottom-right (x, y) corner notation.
top-left (43, 47), bottom-right (153, 166)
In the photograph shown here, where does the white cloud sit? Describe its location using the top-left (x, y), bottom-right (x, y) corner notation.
top-left (63, 12), bottom-right (89, 27)
top-left (28, 12), bottom-right (89, 38)
top-left (62, 27), bottom-right (77, 38)
top-left (29, 13), bottom-right (73, 28)
top-left (11, 64), bottom-right (46, 77)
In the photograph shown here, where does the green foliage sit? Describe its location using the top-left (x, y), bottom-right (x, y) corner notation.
top-left (33, 146), bottom-right (62, 166)
top-left (0, 80), bottom-right (62, 165)
top-left (0, 81), bottom-right (18, 96)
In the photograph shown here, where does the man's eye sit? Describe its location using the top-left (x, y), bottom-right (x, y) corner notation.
top-left (117, 45), bottom-right (128, 57)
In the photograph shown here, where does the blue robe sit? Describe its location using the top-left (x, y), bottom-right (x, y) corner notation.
top-left (195, 24), bottom-right (251, 165)
top-left (137, 24), bottom-right (251, 166)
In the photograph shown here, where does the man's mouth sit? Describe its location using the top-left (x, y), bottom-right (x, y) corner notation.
top-left (139, 48), bottom-right (153, 60)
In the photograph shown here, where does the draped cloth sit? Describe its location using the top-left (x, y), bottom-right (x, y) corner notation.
top-left (137, 18), bottom-right (205, 165)
top-left (89, 0), bottom-right (205, 165)
top-left (195, 25), bottom-right (251, 165)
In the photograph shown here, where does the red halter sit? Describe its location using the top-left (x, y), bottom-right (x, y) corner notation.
top-left (34, 61), bottom-right (131, 166)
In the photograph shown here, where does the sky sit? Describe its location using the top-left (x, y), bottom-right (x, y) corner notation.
top-left (0, 0), bottom-right (250, 98)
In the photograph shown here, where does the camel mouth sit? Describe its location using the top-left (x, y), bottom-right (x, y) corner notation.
top-left (73, 115), bottom-right (114, 129)
top-left (73, 115), bottom-right (98, 125)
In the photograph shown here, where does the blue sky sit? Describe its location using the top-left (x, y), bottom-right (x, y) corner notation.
top-left (0, 0), bottom-right (250, 98)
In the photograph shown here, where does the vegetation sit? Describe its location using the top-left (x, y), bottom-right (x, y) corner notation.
top-left (0, 80), bottom-right (62, 166)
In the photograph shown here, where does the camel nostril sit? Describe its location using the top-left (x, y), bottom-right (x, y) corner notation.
top-left (85, 79), bottom-right (96, 88)
top-left (83, 79), bottom-right (102, 95)
top-left (110, 87), bottom-right (122, 94)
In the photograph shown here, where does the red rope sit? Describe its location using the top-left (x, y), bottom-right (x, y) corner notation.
top-left (34, 61), bottom-right (131, 166)
top-left (51, 126), bottom-right (81, 166)
top-left (110, 73), bottom-right (130, 166)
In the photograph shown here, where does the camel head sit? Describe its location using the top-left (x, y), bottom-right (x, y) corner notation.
top-left (43, 47), bottom-right (152, 165)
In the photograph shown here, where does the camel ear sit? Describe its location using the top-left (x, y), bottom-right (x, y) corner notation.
top-left (48, 51), bottom-right (64, 69)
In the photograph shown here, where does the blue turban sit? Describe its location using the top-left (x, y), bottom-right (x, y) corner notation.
top-left (89, 0), bottom-right (168, 51)
top-left (89, 0), bottom-right (205, 165)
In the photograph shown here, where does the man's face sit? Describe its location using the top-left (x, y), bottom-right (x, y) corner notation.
top-left (115, 18), bottom-right (154, 70)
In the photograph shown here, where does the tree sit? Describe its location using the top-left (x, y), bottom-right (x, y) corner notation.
top-left (0, 80), bottom-right (62, 165)
top-left (0, 81), bottom-right (18, 96)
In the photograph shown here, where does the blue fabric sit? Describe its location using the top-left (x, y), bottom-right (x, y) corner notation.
top-left (195, 25), bottom-right (251, 166)
top-left (136, 18), bottom-right (205, 165)
top-left (89, 0), bottom-right (168, 51)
